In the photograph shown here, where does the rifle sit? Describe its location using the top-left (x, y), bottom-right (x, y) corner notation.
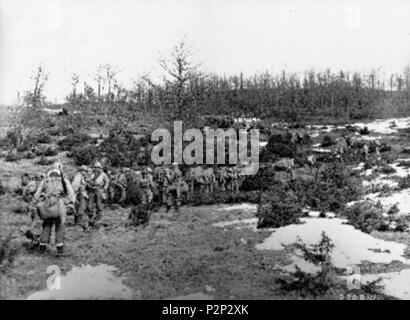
top-left (60, 166), bottom-right (68, 194)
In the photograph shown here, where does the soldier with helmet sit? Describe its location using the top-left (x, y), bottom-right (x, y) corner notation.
top-left (87, 161), bottom-right (110, 224)
top-left (32, 162), bottom-right (75, 255)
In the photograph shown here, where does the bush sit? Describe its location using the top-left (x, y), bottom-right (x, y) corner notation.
top-left (293, 163), bottom-right (363, 212)
top-left (99, 130), bottom-right (145, 167)
top-left (256, 188), bottom-right (302, 229)
top-left (43, 147), bottom-right (58, 157)
top-left (5, 152), bottom-right (23, 162)
top-left (344, 201), bottom-right (387, 233)
top-left (260, 133), bottom-right (296, 162)
top-left (0, 180), bottom-right (5, 196)
top-left (277, 232), bottom-right (343, 297)
top-left (58, 133), bottom-right (93, 151)
top-left (128, 204), bottom-right (151, 227)
top-left (36, 132), bottom-right (52, 144)
top-left (241, 166), bottom-right (283, 191)
top-left (35, 156), bottom-right (55, 166)
top-left (72, 145), bottom-right (99, 166)
top-left (321, 134), bottom-right (336, 147)
top-left (277, 232), bottom-right (385, 298)
top-left (398, 175), bottom-right (410, 189)
top-left (359, 126), bottom-right (370, 135)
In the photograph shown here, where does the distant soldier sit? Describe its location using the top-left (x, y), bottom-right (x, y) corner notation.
top-left (204, 168), bottom-right (216, 193)
top-left (72, 166), bottom-right (90, 228)
top-left (139, 167), bottom-right (154, 205)
top-left (335, 137), bottom-right (347, 156)
top-left (216, 167), bottom-right (227, 192)
top-left (192, 166), bottom-right (205, 194)
top-left (362, 144), bottom-right (370, 162)
top-left (0, 177), bottom-right (4, 196)
top-left (165, 163), bottom-right (183, 212)
top-left (307, 154), bottom-right (317, 170)
top-left (374, 140), bottom-right (382, 162)
top-left (154, 166), bottom-right (167, 205)
top-left (229, 166), bottom-right (239, 192)
top-left (32, 162), bottom-right (75, 255)
top-left (87, 161), bottom-right (109, 223)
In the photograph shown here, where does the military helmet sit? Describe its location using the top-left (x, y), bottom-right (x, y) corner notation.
top-left (93, 161), bottom-right (103, 169)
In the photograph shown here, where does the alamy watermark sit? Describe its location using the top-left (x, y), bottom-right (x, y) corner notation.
top-left (150, 121), bottom-right (260, 175)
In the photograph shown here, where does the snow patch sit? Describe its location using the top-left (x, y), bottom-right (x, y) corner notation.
top-left (256, 218), bottom-right (408, 269)
top-left (361, 270), bottom-right (410, 300)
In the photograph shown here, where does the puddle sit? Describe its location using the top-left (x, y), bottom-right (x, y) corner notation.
top-left (27, 264), bottom-right (134, 300)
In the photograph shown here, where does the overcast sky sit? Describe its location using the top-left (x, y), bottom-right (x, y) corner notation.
top-left (0, 0), bottom-right (409, 105)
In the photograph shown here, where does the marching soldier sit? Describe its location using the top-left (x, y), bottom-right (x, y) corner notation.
top-left (154, 166), bottom-right (167, 206)
top-left (165, 163), bottom-right (182, 213)
top-left (362, 144), bottom-right (370, 162)
top-left (216, 167), bottom-right (227, 192)
top-left (204, 167), bottom-right (216, 193)
top-left (72, 165), bottom-right (90, 228)
top-left (87, 161), bottom-right (109, 224)
top-left (32, 162), bottom-right (75, 255)
top-left (139, 166), bottom-right (154, 205)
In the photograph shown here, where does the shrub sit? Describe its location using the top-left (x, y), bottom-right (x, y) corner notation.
top-left (344, 201), bottom-right (387, 233)
top-left (35, 156), bottom-right (55, 166)
top-left (293, 163), bottom-right (363, 212)
top-left (58, 132), bottom-right (93, 151)
top-left (0, 180), bottom-right (5, 196)
top-left (72, 145), bottom-right (99, 166)
top-left (5, 152), bottom-right (22, 162)
top-left (99, 130), bottom-right (145, 167)
top-left (43, 147), bottom-right (58, 157)
top-left (277, 232), bottom-right (343, 297)
top-left (128, 204), bottom-right (151, 227)
top-left (36, 132), bottom-right (52, 144)
top-left (241, 166), bottom-right (283, 191)
top-left (256, 188), bottom-right (302, 229)
top-left (377, 164), bottom-right (396, 175)
top-left (321, 134), bottom-right (336, 147)
top-left (398, 175), bottom-right (410, 189)
top-left (277, 232), bottom-right (385, 298)
top-left (260, 133), bottom-right (296, 162)
top-left (359, 126), bottom-right (370, 135)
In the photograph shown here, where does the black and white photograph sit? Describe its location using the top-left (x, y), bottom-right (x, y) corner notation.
top-left (1, 0), bottom-right (410, 303)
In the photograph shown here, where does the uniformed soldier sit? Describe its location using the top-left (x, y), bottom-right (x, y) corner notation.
top-left (154, 166), bottom-right (167, 205)
top-left (139, 166), bottom-right (154, 205)
top-left (230, 166), bottom-right (239, 192)
top-left (165, 163), bottom-right (183, 212)
top-left (216, 167), bottom-right (227, 192)
top-left (204, 167), bottom-right (216, 193)
top-left (32, 162), bottom-right (75, 255)
top-left (87, 161), bottom-right (109, 223)
top-left (362, 144), bottom-right (370, 162)
top-left (72, 165), bottom-right (90, 228)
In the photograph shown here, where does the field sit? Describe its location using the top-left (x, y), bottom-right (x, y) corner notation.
top-left (2, 109), bottom-right (410, 300)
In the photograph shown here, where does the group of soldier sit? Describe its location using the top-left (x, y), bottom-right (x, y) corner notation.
top-left (18, 159), bottom-right (243, 256)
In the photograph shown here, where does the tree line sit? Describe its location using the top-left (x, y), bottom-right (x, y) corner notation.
top-left (22, 41), bottom-right (410, 126)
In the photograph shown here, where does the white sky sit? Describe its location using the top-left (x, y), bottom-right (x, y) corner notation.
top-left (0, 0), bottom-right (409, 105)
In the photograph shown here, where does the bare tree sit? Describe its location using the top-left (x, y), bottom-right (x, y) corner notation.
top-left (159, 39), bottom-right (201, 118)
